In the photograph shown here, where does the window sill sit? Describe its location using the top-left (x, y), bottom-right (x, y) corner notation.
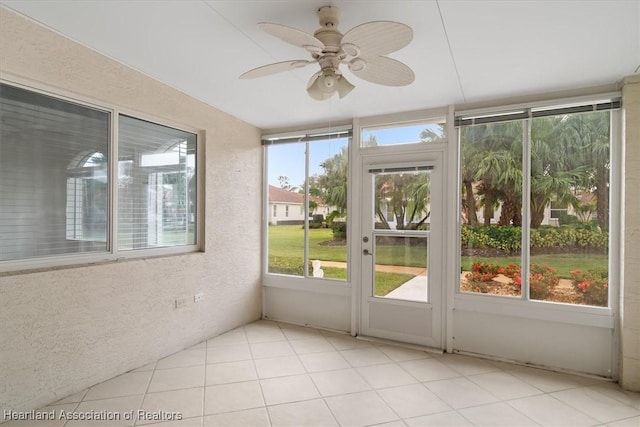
top-left (263, 274), bottom-right (351, 296)
top-left (0, 246), bottom-right (201, 276)
top-left (454, 291), bottom-right (613, 329)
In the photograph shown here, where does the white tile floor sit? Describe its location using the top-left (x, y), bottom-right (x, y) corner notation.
top-left (5, 320), bottom-right (640, 427)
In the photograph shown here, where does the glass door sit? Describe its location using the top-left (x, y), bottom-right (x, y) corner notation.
top-left (360, 154), bottom-right (443, 348)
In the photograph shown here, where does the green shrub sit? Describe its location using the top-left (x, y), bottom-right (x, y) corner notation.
top-left (268, 256), bottom-right (304, 276)
top-left (462, 225), bottom-right (607, 253)
top-left (460, 226), bottom-right (504, 250)
top-left (332, 222), bottom-right (347, 239)
top-left (484, 226), bottom-right (521, 252)
top-left (556, 212), bottom-right (579, 226)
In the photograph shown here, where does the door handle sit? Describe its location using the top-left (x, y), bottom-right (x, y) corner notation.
top-left (363, 249), bottom-right (372, 256)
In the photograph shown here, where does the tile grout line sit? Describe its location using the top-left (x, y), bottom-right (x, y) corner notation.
top-left (132, 360), bottom-right (157, 427)
top-left (281, 323), bottom-right (341, 427)
top-left (245, 325), bottom-right (273, 426)
top-left (60, 390), bottom-right (87, 427)
top-left (201, 335), bottom-right (209, 427)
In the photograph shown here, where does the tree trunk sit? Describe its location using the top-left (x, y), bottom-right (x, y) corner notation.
top-left (595, 169), bottom-right (609, 230)
top-left (530, 203), bottom-right (545, 228)
top-left (395, 207), bottom-right (406, 230)
top-left (376, 207), bottom-right (390, 229)
top-left (499, 190), bottom-right (522, 226)
top-left (483, 190), bottom-right (494, 226)
top-left (414, 212), bottom-right (431, 229)
top-left (463, 180), bottom-right (478, 225)
top-left (499, 195), bottom-right (515, 225)
top-left (513, 206), bottom-right (522, 227)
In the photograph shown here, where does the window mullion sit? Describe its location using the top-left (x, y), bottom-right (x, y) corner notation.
top-left (303, 142), bottom-right (310, 277)
top-left (110, 113), bottom-right (119, 255)
top-left (521, 116), bottom-right (532, 300)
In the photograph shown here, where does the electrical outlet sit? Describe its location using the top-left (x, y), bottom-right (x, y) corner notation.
top-left (194, 293), bottom-right (204, 303)
top-left (175, 297), bottom-right (188, 309)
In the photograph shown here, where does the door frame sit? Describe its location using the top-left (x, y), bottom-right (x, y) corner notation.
top-left (351, 145), bottom-right (448, 348)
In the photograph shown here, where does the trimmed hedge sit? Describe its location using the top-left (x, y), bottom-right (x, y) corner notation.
top-left (268, 256), bottom-right (304, 276)
top-left (461, 225), bottom-right (608, 254)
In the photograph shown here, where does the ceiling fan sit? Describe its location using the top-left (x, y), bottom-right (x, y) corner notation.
top-left (240, 5), bottom-right (415, 101)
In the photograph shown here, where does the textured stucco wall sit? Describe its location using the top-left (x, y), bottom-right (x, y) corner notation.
top-left (0, 8), bottom-right (262, 412)
top-left (621, 74), bottom-right (640, 391)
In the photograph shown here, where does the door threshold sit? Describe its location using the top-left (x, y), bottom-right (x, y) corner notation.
top-left (356, 334), bottom-right (444, 355)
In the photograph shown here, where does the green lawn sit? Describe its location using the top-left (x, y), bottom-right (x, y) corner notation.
top-left (269, 225), bottom-right (426, 267)
top-left (268, 225), bottom-right (418, 295)
top-left (269, 225), bottom-right (607, 280)
top-left (320, 267), bottom-right (414, 296)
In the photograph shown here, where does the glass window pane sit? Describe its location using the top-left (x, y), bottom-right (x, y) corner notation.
top-left (370, 169), bottom-right (430, 301)
top-left (361, 118), bottom-right (446, 147)
top-left (267, 144), bottom-right (305, 276)
top-left (308, 138), bottom-right (348, 280)
top-left (373, 235), bottom-right (428, 302)
top-left (529, 112), bottom-right (609, 306)
top-left (374, 170), bottom-right (431, 231)
top-left (266, 137), bottom-right (348, 280)
top-left (0, 84), bottom-right (109, 261)
top-left (459, 122), bottom-right (523, 297)
top-left (118, 115), bottom-right (197, 250)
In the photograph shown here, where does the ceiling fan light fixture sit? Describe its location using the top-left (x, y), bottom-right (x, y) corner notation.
top-left (307, 82), bottom-right (333, 100)
top-left (320, 71), bottom-right (336, 91)
top-left (336, 75), bottom-right (355, 99)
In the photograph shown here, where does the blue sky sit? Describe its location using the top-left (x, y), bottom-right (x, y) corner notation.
top-left (267, 123), bottom-right (444, 188)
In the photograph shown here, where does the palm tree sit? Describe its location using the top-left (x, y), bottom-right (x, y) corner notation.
top-left (375, 171), bottom-right (431, 230)
top-left (563, 112), bottom-right (610, 230)
top-left (462, 122), bottom-right (523, 226)
top-left (313, 146), bottom-right (348, 213)
top-left (528, 117), bottom-right (580, 228)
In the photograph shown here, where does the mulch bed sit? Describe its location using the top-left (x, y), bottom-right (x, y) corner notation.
top-left (460, 275), bottom-right (584, 304)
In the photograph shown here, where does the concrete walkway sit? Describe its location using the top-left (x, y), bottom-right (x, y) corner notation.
top-left (317, 260), bottom-right (428, 302)
top-left (319, 260), bottom-right (426, 275)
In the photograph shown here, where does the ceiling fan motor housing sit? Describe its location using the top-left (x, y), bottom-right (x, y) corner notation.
top-left (317, 6), bottom-right (340, 28)
top-left (314, 6), bottom-right (343, 56)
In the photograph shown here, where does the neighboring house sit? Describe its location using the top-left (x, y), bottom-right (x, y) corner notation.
top-left (268, 185), bottom-right (334, 225)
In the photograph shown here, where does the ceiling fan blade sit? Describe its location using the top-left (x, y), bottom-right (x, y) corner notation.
top-left (240, 60), bottom-right (314, 79)
top-left (342, 21), bottom-right (412, 56)
top-left (349, 56), bottom-right (415, 86)
top-left (258, 22), bottom-right (324, 53)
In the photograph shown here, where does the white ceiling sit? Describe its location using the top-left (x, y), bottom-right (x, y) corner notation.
top-left (2, 0), bottom-right (639, 131)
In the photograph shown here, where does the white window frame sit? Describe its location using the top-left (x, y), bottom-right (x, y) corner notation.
top-left (261, 125), bottom-right (352, 293)
top-left (0, 80), bottom-right (203, 273)
top-left (453, 93), bottom-right (621, 322)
